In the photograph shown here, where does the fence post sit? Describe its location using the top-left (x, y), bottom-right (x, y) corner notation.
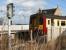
top-left (30, 30), bottom-right (33, 50)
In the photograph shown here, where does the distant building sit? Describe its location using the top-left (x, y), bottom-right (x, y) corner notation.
top-left (29, 7), bottom-right (66, 41)
top-left (29, 7), bottom-right (66, 31)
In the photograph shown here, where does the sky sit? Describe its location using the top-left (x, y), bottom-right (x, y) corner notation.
top-left (0, 0), bottom-right (66, 24)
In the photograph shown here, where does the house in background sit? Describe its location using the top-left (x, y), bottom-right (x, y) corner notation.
top-left (29, 7), bottom-right (66, 30)
top-left (29, 7), bottom-right (66, 41)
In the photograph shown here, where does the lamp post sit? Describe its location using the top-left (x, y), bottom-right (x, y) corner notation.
top-left (7, 3), bottom-right (14, 50)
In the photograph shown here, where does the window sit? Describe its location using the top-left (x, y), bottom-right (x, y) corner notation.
top-left (48, 20), bottom-right (50, 25)
top-left (61, 21), bottom-right (65, 26)
top-left (51, 19), bottom-right (54, 26)
top-left (39, 17), bottom-right (43, 24)
top-left (57, 21), bottom-right (59, 26)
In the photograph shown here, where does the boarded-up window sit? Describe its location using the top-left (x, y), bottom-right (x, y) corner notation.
top-left (57, 21), bottom-right (59, 26)
top-left (51, 19), bottom-right (54, 26)
top-left (61, 21), bottom-right (65, 26)
top-left (48, 20), bottom-right (50, 25)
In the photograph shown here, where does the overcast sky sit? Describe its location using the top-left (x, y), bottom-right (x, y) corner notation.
top-left (0, 0), bottom-right (66, 24)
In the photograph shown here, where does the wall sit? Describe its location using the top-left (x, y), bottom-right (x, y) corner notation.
top-left (0, 25), bottom-right (29, 33)
top-left (47, 26), bottom-right (66, 41)
top-left (46, 18), bottom-right (51, 27)
top-left (46, 18), bottom-right (66, 27)
top-left (54, 7), bottom-right (61, 16)
top-left (54, 19), bottom-right (66, 26)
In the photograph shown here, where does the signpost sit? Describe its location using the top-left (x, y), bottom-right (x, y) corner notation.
top-left (7, 3), bottom-right (14, 50)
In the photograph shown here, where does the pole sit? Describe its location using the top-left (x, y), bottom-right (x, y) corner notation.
top-left (7, 1), bottom-right (14, 50)
top-left (8, 19), bottom-right (12, 50)
top-left (51, 26), bottom-right (52, 40)
top-left (31, 30), bottom-right (33, 50)
top-left (30, 30), bottom-right (33, 42)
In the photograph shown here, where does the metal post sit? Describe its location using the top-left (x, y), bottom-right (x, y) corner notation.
top-left (8, 19), bottom-right (12, 50)
top-left (7, 2), bottom-right (14, 50)
top-left (31, 30), bottom-right (33, 50)
top-left (51, 26), bottom-right (52, 40)
top-left (31, 30), bottom-right (33, 42)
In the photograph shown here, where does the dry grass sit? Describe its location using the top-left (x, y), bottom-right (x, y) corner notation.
top-left (0, 33), bottom-right (66, 50)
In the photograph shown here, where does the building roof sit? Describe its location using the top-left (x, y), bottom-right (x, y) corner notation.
top-left (30, 14), bottom-right (37, 19)
top-left (42, 8), bottom-right (57, 15)
top-left (30, 8), bottom-right (57, 19)
top-left (30, 13), bottom-right (66, 20)
top-left (46, 15), bottom-right (66, 20)
top-left (30, 8), bottom-right (66, 20)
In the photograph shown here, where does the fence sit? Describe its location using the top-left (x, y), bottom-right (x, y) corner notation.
top-left (0, 26), bottom-right (66, 50)
top-left (0, 33), bottom-right (47, 50)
